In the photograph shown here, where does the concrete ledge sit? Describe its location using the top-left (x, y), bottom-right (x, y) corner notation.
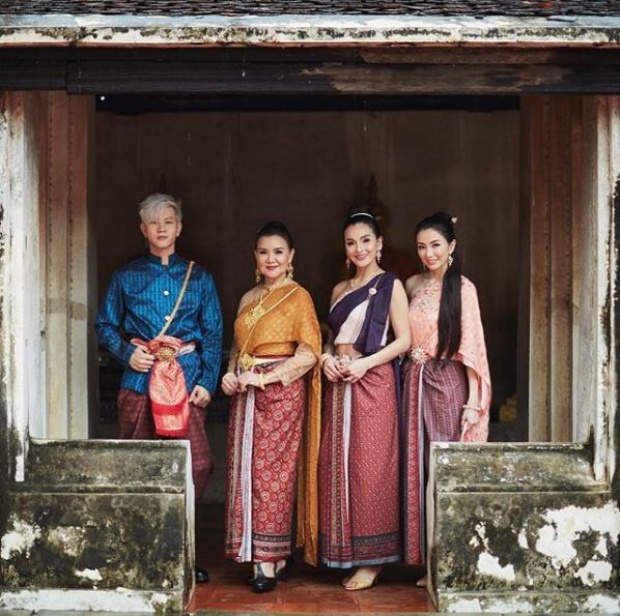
top-left (0, 588), bottom-right (181, 612)
top-left (428, 442), bottom-right (620, 613)
top-left (439, 590), bottom-right (620, 614)
top-left (1, 15), bottom-right (620, 47)
top-left (1, 439), bottom-right (194, 613)
top-left (25, 439), bottom-right (189, 490)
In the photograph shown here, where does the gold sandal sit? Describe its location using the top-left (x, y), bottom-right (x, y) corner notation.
top-left (342, 567), bottom-right (381, 591)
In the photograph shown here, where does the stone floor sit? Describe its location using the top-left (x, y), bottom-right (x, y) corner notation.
top-left (188, 502), bottom-right (435, 613)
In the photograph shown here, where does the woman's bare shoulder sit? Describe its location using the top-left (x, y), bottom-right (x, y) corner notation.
top-left (405, 273), bottom-right (425, 298)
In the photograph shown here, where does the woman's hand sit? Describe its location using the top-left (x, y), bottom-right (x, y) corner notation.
top-left (461, 405), bottom-right (481, 429)
top-left (236, 371), bottom-right (262, 393)
top-left (339, 357), bottom-right (371, 383)
top-left (322, 355), bottom-right (344, 382)
top-left (221, 372), bottom-right (239, 396)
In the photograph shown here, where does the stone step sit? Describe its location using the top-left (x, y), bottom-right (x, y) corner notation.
top-left (432, 442), bottom-right (607, 493)
top-left (429, 442), bottom-right (620, 612)
top-left (22, 439), bottom-right (189, 493)
top-left (2, 438), bottom-right (193, 611)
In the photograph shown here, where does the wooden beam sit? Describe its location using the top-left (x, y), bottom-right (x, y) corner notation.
top-left (59, 61), bottom-right (620, 95)
top-left (2, 45), bottom-right (620, 94)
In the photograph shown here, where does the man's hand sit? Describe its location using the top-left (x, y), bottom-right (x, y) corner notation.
top-left (129, 344), bottom-right (155, 373)
top-left (190, 385), bottom-right (212, 408)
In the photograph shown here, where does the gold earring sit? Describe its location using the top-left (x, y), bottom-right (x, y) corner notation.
top-left (287, 262), bottom-right (294, 280)
top-left (255, 268), bottom-right (262, 284)
top-left (448, 255), bottom-right (454, 268)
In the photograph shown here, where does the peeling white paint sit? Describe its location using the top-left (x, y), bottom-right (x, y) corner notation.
top-left (75, 568), bottom-right (103, 582)
top-left (477, 552), bottom-right (516, 582)
top-left (474, 522), bottom-right (490, 550)
top-left (534, 502), bottom-right (620, 570)
top-left (575, 559), bottom-right (613, 585)
top-left (0, 588), bottom-right (176, 612)
top-left (595, 536), bottom-right (608, 556)
top-left (445, 598), bottom-right (482, 612)
top-left (582, 593), bottom-right (620, 612)
top-left (536, 522), bottom-right (576, 567)
top-left (518, 528), bottom-right (529, 549)
top-left (479, 599), bottom-right (536, 613)
top-left (48, 526), bottom-right (85, 557)
top-left (0, 519), bottom-right (41, 559)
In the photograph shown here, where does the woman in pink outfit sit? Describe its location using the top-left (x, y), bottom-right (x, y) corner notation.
top-left (402, 212), bottom-right (491, 576)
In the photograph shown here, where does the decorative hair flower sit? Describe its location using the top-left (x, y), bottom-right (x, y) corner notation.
top-left (451, 217), bottom-right (458, 224)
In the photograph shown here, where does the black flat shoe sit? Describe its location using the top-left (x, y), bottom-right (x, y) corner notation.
top-left (195, 566), bottom-right (210, 583)
top-left (252, 563), bottom-right (277, 593)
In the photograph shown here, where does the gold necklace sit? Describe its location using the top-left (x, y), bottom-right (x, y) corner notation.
top-left (244, 279), bottom-right (289, 327)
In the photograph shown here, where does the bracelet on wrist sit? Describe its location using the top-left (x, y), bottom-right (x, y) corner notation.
top-left (462, 404), bottom-right (481, 412)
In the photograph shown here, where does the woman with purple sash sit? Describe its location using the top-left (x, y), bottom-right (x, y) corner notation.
top-left (318, 209), bottom-right (410, 591)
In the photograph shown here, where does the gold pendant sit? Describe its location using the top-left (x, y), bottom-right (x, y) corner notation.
top-left (244, 304), bottom-right (265, 327)
top-left (238, 353), bottom-right (256, 372)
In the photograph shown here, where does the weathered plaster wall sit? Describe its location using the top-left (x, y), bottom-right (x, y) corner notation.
top-left (0, 91), bottom-right (46, 481)
top-left (0, 439), bottom-right (194, 612)
top-left (430, 443), bottom-right (620, 613)
top-left (572, 97), bottom-right (620, 485)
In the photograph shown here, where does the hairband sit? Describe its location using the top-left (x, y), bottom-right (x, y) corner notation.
top-left (350, 212), bottom-right (375, 221)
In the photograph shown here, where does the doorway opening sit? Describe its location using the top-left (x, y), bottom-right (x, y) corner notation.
top-left (92, 93), bottom-right (523, 453)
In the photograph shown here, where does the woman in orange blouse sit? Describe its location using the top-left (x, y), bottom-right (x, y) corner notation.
top-left (221, 221), bottom-right (321, 593)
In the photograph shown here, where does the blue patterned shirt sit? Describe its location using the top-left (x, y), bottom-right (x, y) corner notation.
top-left (95, 253), bottom-right (223, 396)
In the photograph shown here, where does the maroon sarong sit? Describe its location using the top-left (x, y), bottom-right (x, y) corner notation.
top-left (225, 363), bottom-right (305, 563)
top-left (318, 362), bottom-right (400, 567)
top-left (117, 388), bottom-right (214, 502)
top-left (401, 358), bottom-right (467, 565)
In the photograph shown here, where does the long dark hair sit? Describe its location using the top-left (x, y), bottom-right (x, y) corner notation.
top-left (255, 220), bottom-right (294, 249)
top-left (415, 212), bottom-right (461, 360)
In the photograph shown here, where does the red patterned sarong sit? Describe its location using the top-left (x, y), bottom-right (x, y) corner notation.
top-left (225, 362), bottom-right (305, 563)
top-left (131, 335), bottom-right (192, 437)
top-left (401, 358), bottom-right (467, 565)
top-left (117, 389), bottom-right (214, 502)
top-left (318, 363), bottom-right (400, 567)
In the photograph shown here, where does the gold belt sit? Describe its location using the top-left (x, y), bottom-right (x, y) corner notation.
top-left (154, 346), bottom-right (177, 362)
top-left (237, 352), bottom-right (287, 372)
top-left (153, 343), bottom-right (196, 362)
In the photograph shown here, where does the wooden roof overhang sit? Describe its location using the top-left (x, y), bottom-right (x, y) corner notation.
top-left (1, 14), bottom-right (620, 95)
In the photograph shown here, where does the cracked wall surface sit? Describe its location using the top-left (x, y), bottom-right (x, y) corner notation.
top-left (430, 443), bottom-right (620, 613)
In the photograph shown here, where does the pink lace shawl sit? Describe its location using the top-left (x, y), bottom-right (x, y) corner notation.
top-left (409, 276), bottom-right (491, 442)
